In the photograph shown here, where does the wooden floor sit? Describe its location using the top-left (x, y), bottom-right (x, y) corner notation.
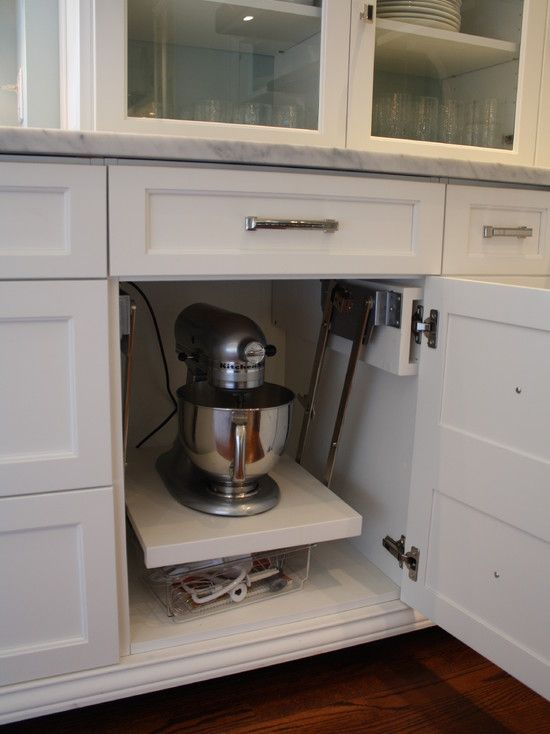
top-left (3, 628), bottom-right (550, 733)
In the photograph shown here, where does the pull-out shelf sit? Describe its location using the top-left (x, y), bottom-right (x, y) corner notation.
top-left (125, 450), bottom-right (362, 568)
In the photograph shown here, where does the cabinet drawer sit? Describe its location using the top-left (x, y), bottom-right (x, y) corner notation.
top-left (0, 487), bottom-right (119, 685)
top-left (443, 185), bottom-right (550, 275)
top-left (0, 162), bottom-right (107, 278)
top-left (109, 166), bottom-right (445, 277)
top-left (0, 280), bottom-right (112, 496)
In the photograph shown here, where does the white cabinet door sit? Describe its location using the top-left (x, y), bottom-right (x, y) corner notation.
top-left (348, 0), bottom-right (547, 165)
top-left (0, 280), bottom-right (112, 496)
top-left (0, 162), bottom-right (107, 279)
top-left (403, 276), bottom-right (550, 699)
top-left (0, 487), bottom-right (119, 685)
top-left (109, 165), bottom-right (445, 277)
top-left (92, 0), bottom-right (350, 147)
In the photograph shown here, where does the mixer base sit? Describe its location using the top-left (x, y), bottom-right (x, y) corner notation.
top-left (156, 443), bottom-right (280, 516)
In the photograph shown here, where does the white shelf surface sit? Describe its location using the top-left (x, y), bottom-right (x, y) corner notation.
top-left (376, 19), bottom-right (518, 79)
top-left (129, 538), bottom-right (400, 653)
top-left (125, 449), bottom-right (362, 568)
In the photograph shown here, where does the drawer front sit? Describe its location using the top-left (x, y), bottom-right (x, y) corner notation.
top-left (0, 280), bottom-right (112, 496)
top-left (0, 487), bottom-right (119, 685)
top-left (0, 162), bottom-right (107, 278)
top-left (443, 185), bottom-right (550, 275)
top-left (109, 166), bottom-right (445, 277)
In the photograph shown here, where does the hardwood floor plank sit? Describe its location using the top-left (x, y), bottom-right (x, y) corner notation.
top-left (2, 628), bottom-right (549, 734)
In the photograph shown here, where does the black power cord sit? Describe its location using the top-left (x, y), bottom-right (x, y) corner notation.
top-left (126, 282), bottom-right (178, 448)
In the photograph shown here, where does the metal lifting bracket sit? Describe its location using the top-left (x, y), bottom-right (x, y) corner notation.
top-left (295, 280), bottom-right (376, 489)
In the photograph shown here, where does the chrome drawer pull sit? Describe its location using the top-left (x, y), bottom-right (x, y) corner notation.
top-left (482, 225), bottom-right (533, 239)
top-left (245, 217), bottom-right (339, 233)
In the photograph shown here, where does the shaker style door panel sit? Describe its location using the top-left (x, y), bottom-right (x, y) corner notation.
top-left (0, 487), bottom-right (119, 685)
top-left (0, 162), bottom-right (107, 278)
top-left (109, 165), bottom-right (445, 277)
top-left (443, 185), bottom-right (550, 275)
top-left (403, 276), bottom-right (550, 700)
top-left (0, 280), bottom-right (112, 496)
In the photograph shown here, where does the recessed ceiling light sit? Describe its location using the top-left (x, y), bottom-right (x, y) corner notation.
top-left (243, 15), bottom-right (254, 22)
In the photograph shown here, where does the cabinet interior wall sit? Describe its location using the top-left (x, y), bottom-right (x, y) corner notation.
top-left (454, 0), bottom-right (524, 137)
top-left (442, 62), bottom-right (518, 146)
top-left (123, 278), bottom-right (418, 595)
top-left (460, 0), bottom-right (524, 43)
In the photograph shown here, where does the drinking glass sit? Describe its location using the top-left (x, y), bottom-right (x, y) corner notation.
top-left (194, 99), bottom-right (226, 123)
top-left (472, 98), bottom-right (499, 148)
top-left (372, 92), bottom-right (412, 138)
top-left (439, 99), bottom-right (464, 144)
top-left (272, 103), bottom-right (304, 129)
top-left (412, 96), bottom-right (439, 142)
top-left (234, 102), bottom-right (272, 126)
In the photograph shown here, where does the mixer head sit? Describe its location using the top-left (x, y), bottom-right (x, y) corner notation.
top-left (175, 303), bottom-right (276, 390)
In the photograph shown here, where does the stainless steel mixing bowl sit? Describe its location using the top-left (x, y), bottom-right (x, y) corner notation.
top-left (177, 382), bottom-right (294, 496)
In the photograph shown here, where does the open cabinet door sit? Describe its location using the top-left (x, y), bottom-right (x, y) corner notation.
top-left (401, 276), bottom-right (550, 700)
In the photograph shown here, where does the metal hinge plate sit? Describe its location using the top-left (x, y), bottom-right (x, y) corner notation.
top-left (382, 534), bottom-right (419, 581)
top-left (412, 305), bottom-right (438, 349)
top-left (374, 290), bottom-right (402, 328)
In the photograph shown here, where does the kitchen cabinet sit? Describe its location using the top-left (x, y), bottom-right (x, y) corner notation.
top-left (348, 0), bottom-right (548, 165)
top-left (91, 0), bottom-right (350, 147)
top-left (1, 157), bottom-right (550, 725)
top-left (0, 163), bottom-right (119, 692)
top-left (115, 273), bottom-right (549, 702)
top-left (82, 0), bottom-right (548, 164)
top-left (0, 277), bottom-right (119, 688)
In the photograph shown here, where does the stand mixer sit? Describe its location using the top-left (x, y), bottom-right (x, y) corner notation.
top-left (156, 303), bottom-right (294, 516)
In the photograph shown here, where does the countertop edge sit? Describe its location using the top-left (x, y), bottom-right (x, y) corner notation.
top-left (2, 127), bottom-right (550, 188)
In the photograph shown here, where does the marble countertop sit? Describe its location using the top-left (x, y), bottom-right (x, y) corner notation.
top-left (2, 126), bottom-right (550, 187)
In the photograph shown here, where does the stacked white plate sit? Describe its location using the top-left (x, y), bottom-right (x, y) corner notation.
top-left (377, 0), bottom-right (462, 31)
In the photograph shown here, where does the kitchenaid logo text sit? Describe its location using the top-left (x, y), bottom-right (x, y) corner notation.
top-left (219, 362), bottom-right (258, 370)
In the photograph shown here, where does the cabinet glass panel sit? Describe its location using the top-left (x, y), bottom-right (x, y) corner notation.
top-left (127, 0), bottom-right (323, 130)
top-left (0, 0), bottom-right (60, 128)
top-left (372, 0), bottom-right (523, 150)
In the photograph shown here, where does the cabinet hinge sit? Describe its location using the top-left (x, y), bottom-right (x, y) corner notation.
top-left (359, 4), bottom-right (374, 22)
top-left (382, 534), bottom-right (419, 581)
top-left (412, 305), bottom-right (438, 349)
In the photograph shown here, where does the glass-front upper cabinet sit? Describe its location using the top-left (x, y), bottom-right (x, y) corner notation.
top-left (347, 0), bottom-right (548, 164)
top-left (93, 0), bottom-right (350, 146)
top-left (0, 0), bottom-right (61, 129)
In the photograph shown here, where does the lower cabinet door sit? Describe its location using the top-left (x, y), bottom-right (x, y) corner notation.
top-left (0, 280), bottom-right (112, 496)
top-left (0, 487), bottom-right (119, 685)
top-left (403, 276), bottom-right (550, 700)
